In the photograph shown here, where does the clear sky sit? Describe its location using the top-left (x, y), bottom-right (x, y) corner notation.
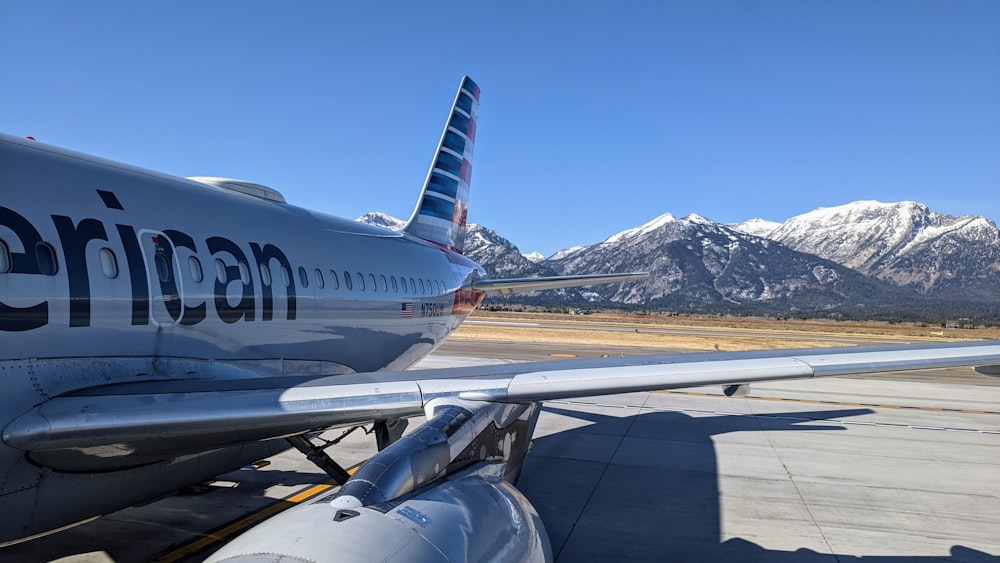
top-left (2, 2), bottom-right (997, 256)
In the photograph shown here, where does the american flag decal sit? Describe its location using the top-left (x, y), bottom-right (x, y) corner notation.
top-left (401, 302), bottom-right (413, 318)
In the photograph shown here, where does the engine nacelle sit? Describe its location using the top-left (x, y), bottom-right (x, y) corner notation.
top-left (207, 399), bottom-right (551, 562)
top-left (206, 463), bottom-right (550, 562)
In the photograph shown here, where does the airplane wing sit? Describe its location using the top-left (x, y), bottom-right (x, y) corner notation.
top-left (471, 272), bottom-right (650, 294)
top-left (6, 340), bottom-right (1000, 471)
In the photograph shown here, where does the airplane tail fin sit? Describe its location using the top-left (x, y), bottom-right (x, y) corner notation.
top-left (402, 76), bottom-right (480, 253)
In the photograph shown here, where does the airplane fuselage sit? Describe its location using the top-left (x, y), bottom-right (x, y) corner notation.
top-left (1, 134), bottom-right (484, 370)
top-left (0, 133), bottom-right (485, 543)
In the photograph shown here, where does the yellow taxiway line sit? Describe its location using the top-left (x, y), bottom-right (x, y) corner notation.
top-left (155, 466), bottom-right (359, 562)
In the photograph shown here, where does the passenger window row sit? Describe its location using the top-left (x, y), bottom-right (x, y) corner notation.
top-left (0, 239), bottom-right (448, 298)
top-left (0, 239), bottom-right (58, 276)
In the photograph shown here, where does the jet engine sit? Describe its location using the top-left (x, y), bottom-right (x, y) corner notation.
top-left (206, 399), bottom-right (552, 563)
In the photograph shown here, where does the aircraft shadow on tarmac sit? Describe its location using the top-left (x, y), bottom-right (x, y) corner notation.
top-left (520, 405), bottom-right (997, 563)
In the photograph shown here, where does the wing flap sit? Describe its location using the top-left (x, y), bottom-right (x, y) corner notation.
top-left (6, 341), bottom-right (1000, 470)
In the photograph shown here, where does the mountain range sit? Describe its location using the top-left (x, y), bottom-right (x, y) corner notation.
top-left (358, 200), bottom-right (1000, 321)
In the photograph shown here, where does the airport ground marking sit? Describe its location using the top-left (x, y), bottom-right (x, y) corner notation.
top-left (546, 399), bottom-right (1000, 435)
top-left (652, 390), bottom-right (1000, 416)
top-left (155, 466), bottom-right (359, 562)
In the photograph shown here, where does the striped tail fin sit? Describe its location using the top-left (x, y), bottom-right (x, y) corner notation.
top-left (402, 76), bottom-right (480, 253)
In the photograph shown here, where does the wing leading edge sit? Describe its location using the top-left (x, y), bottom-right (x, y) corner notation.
top-left (6, 340), bottom-right (1000, 471)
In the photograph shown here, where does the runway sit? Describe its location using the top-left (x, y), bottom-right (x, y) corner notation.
top-left (4, 337), bottom-right (1000, 561)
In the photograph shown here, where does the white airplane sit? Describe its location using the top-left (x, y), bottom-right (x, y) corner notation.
top-left (2, 76), bottom-right (1000, 561)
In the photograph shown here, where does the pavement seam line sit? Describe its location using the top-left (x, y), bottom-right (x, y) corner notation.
top-left (747, 398), bottom-right (841, 562)
top-left (552, 393), bottom-right (650, 561)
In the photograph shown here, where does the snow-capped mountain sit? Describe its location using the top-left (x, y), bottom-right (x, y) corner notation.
top-left (460, 224), bottom-right (582, 304)
top-left (462, 225), bottom-right (557, 279)
top-left (521, 251), bottom-right (546, 263)
top-left (356, 211), bottom-right (406, 230)
top-left (547, 245), bottom-right (590, 261)
top-left (729, 218), bottom-right (781, 239)
top-left (545, 212), bottom-right (908, 314)
top-left (357, 203), bottom-right (1000, 319)
top-left (761, 201), bottom-right (1000, 295)
top-left (357, 213), bottom-right (570, 300)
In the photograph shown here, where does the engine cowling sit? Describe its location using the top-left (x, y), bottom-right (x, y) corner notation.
top-left (207, 463), bottom-right (550, 562)
top-left (207, 399), bottom-right (551, 562)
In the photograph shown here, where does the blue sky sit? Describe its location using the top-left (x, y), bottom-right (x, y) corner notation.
top-left (2, 2), bottom-right (997, 256)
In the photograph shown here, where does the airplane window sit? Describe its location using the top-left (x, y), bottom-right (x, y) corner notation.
top-left (239, 262), bottom-right (251, 285)
top-left (369, 273), bottom-right (377, 292)
top-left (329, 269), bottom-right (340, 290)
top-left (314, 268), bottom-right (325, 289)
top-left (410, 277), bottom-right (417, 294)
top-left (343, 270), bottom-right (353, 290)
top-left (419, 278), bottom-right (425, 294)
top-left (356, 272), bottom-right (365, 291)
top-left (36, 242), bottom-right (58, 276)
top-left (98, 248), bottom-right (118, 279)
top-left (189, 256), bottom-right (204, 283)
top-left (281, 266), bottom-right (291, 288)
top-left (215, 259), bottom-right (227, 283)
top-left (298, 266), bottom-right (309, 288)
top-left (391, 276), bottom-right (398, 293)
top-left (380, 275), bottom-right (388, 293)
top-left (0, 239), bottom-right (11, 273)
top-left (154, 252), bottom-right (171, 283)
top-left (399, 275), bottom-right (407, 294)
top-left (259, 264), bottom-right (272, 286)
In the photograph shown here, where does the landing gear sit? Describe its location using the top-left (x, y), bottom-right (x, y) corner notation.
top-left (287, 419), bottom-right (410, 484)
top-left (286, 434), bottom-right (351, 484)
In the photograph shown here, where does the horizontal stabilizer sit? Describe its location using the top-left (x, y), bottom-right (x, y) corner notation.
top-left (472, 272), bottom-right (650, 294)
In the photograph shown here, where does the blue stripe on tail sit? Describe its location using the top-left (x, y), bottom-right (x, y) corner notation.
top-left (402, 76), bottom-right (479, 253)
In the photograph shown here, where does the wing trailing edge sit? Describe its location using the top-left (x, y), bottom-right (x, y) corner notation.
top-left (6, 341), bottom-right (1000, 471)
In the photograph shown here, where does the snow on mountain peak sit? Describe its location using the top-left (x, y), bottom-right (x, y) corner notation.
top-left (356, 211), bottom-right (406, 230)
top-left (548, 245), bottom-right (590, 261)
top-left (683, 213), bottom-right (713, 225)
top-left (603, 212), bottom-right (676, 244)
top-left (522, 251), bottom-right (546, 263)
top-left (729, 218), bottom-right (781, 239)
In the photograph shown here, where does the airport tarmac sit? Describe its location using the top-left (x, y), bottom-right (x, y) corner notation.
top-left (3, 338), bottom-right (1000, 562)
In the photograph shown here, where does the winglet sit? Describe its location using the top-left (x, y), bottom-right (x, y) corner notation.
top-left (402, 76), bottom-right (480, 253)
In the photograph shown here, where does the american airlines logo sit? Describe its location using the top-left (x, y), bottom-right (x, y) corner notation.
top-left (0, 198), bottom-right (299, 332)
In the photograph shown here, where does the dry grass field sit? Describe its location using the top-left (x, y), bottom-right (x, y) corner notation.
top-left (452, 310), bottom-right (1000, 352)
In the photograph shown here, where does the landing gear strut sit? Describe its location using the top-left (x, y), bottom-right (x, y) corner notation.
top-left (286, 434), bottom-right (352, 484)
top-left (287, 419), bottom-right (410, 484)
